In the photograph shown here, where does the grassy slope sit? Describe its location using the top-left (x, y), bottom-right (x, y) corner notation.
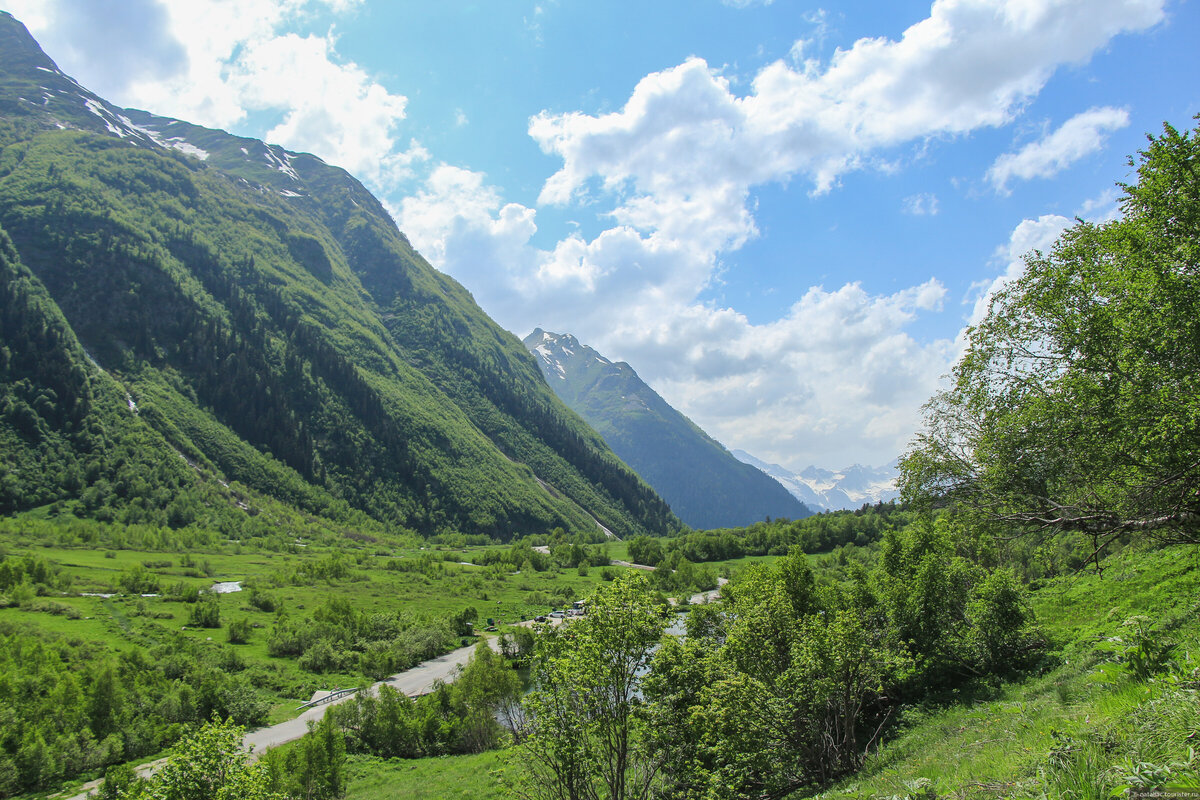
top-left (344, 751), bottom-right (508, 800)
top-left (820, 545), bottom-right (1200, 799)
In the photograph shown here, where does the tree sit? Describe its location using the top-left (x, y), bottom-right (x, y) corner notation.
top-left (626, 536), bottom-right (664, 567)
top-left (452, 640), bottom-right (523, 752)
top-left (285, 716), bottom-right (346, 800)
top-left (111, 718), bottom-right (283, 800)
top-left (697, 550), bottom-right (908, 798)
top-left (902, 118), bottom-right (1200, 561)
top-left (509, 572), bottom-right (667, 800)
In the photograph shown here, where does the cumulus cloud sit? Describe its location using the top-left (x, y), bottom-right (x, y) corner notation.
top-left (987, 106), bottom-right (1131, 192)
top-left (403, 0), bottom-right (1163, 467)
top-left (12, 0), bottom-right (412, 191)
top-left (7, 0), bottom-right (187, 100)
top-left (966, 184), bottom-right (1131, 327)
top-left (399, 164), bottom-right (955, 467)
top-left (530, 0), bottom-right (1162, 237)
top-left (11, 0), bottom-right (1161, 470)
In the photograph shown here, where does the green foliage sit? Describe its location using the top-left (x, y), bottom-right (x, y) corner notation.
top-left (227, 617), bottom-right (252, 645)
top-left (187, 595), bottom-right (221, 628)
top-left (272, 716), bottom-right (348, 800)
top-left (0, 621), bottom-right (271, 797)
top-left (667, 501), bottom-right (912, 563)
top-left (626, 534), bottom-right (664, 566)
top-left (510, 572), bottom-right (668, 800)
top-left (114, 718), bottom-right (283, 800)
top-left (902, 117), bottom-right (1200, 554)
top-left (1116, 616), bottom-right (1177, 682)
top-left (327, 642), bottom-right (521, 760)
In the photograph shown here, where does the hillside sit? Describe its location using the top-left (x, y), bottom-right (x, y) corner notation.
top-left (0, 12), bottom-right (678, 542)
top-left (523, 328), bottom-right (810, 529)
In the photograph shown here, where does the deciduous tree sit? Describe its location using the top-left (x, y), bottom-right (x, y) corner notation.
top-left (902, 118), bottom-right (1200, 559)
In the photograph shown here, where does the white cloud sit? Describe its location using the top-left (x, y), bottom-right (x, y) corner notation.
top-left (404, 0), bottom-right (1163, 468)
top-left (902, 192), bottom-right (940, 215)
top-left (1076, 186), bottom-right (1124, 224)
top-left (12, 0), bottom-right (413, 191)
top-left (722, 0), bottom-right (776, 7)
top-left (987, 106), bottom-right (1131, 192)
top-left (11, 0), bottom-right (1162, 471)
top-left (399, 163), bottom-right (955, 468)
top-left (629, 280), bottom-right (955, 470)
top-left (530, 0), bottom-right (1162, 236)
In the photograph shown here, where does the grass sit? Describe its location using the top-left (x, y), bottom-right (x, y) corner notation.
top-left (344, 751), bottom-right (509, 800)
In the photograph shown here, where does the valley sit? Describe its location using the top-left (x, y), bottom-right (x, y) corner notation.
top-left (1, 5), bottom-right (1198, 800)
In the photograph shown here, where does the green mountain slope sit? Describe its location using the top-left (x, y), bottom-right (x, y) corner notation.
top-left (523, 329), bottom-right (810, 529)
top-left (0, 11), bottom-right (676, 540)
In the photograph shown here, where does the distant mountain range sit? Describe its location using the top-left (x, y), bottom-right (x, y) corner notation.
top-left (0, 11), bottom-right (678, 541)
top-left (731, 451), bottom-right (900, 511)
top-left (523, 329), bottom-right (811, 529)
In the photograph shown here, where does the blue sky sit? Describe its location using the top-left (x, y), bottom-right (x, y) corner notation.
top-left (7, 0), bottom-right (1198, 471)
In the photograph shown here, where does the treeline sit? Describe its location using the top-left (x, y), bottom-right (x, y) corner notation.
top-left (466, 536), bottom-right (609, 573)
top-left (628, 502), bottom-right (911, 566)
top-left (94, 639), bottom-right (530, 800)
top-left (0, 584), bottom-right (476, 795)
top-left (326, 641), bottom-right (522, 759)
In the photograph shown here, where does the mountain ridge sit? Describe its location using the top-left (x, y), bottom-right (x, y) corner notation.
top-left (523, 328), bottom-right (811, 529)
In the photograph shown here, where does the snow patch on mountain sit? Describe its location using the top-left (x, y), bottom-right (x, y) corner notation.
top-left (78, 95), bottom-right (209, 159)
top-left (732, 451), bottom-right (899, 512)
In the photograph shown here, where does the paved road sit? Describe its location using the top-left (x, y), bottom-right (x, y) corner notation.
top-left (243, 639), bottom-right (489, 753)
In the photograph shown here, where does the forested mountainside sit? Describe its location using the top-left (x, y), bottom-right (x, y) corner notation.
top-left (524, 328), bottom-right (810, 529)
top-left (0, 12), bottom-right (678, 541)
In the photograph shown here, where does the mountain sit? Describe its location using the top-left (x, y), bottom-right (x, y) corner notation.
top-left (523, 329), bottom-right (810, 529)
top-left (0, 11), bottom-right (679, 541)
top-left (731, 450), bottom-right (900, 511)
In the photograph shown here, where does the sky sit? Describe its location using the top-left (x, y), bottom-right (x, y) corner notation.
top-left (5, 0), bottom-right (1198, 472)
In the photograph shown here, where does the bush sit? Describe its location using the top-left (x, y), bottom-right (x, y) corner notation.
top-left (227, 617), bottom-right (252, 645)
top-left (187, 597), bottom-right (220, 628)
